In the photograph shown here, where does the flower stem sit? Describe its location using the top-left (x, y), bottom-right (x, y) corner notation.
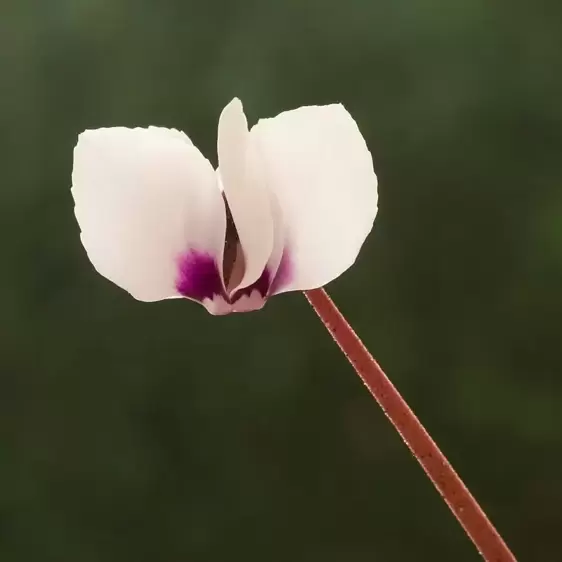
top-left (304, 288), bottom-right (516, 562)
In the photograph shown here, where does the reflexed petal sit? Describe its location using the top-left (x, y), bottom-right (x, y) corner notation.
top-left (72, 127), bottom-right (226, 302)
top-left (251, 104), bottom-right (378, 293)
top-left (217, 98), bottom-right (274, 293)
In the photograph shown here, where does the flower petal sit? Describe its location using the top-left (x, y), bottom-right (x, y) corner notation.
top-left (72, 127), bottom-right (226, 303)
top-left (217, 98), bottom-right (274, 293)
top-left (250, 104), bottom-right (378, 293)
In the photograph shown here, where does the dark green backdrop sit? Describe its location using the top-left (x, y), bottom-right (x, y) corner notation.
top-left (2, 1), bottom-right (561, 560)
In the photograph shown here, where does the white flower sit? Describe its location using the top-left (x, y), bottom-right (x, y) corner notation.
top-left (71, 98), bottom-right (378, 315)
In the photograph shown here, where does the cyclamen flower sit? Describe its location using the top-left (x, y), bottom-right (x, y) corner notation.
top-left (71, 98), bottom-right (378, 314)
top-left (70, 101), bottom-right (517, 559)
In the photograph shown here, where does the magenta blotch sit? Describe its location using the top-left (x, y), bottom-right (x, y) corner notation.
top-left (175, 251), bottom-right (225, 302)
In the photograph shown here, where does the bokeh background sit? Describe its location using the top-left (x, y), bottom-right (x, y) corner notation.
top-left (2, 0), bottom-right (562, 560)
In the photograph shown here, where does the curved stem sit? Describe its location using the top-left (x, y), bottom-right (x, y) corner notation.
top-left (304, 288), bottom-right (516, 562)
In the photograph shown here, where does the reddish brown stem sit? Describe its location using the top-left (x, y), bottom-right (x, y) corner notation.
top-left (304, 288), bottom-right (516, 562)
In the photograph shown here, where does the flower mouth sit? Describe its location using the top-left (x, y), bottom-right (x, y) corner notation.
top-left (176, 197), bottom-right (273, 314)
top-left (175, 248), bottom-right (272, 315)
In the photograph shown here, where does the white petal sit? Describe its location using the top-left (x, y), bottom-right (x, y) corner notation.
top-left (147, 126), bottom-right (194, 145)
top-left (72, 127), bottom-right (226, 302)
top-left (217, 98), bottom-right (274, 293)
top-left (250, 104), bottom-right (378, 293)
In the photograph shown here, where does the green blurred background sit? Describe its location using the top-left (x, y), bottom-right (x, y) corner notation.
top-left (2, 0), bottom-right (561, 560)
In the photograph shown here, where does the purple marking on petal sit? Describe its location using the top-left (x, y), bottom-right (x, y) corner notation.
top-left (176, 251), bottom-right (225, 302)
top-left (232, 267), bottom-right (271, 301)
top-left (269, 249), bottom-right (292, 295)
